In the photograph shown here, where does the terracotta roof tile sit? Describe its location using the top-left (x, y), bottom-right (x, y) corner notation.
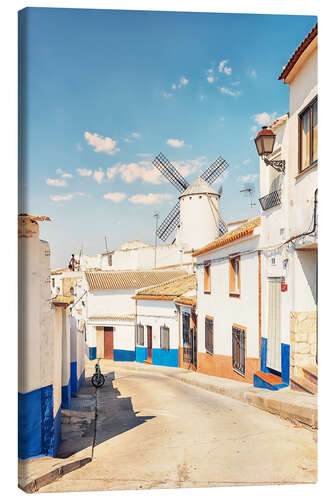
top-left (134, 274), bottom-right (196, 299)
top-left (85, 269), bottom-right (188, 291)
top-left (278, 23), bottom-right (317, 82)
top-left (193, 216), bottom-right (261, 257)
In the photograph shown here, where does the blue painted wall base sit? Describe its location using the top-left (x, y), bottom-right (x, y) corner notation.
top-left (256, 337), bottom-right (290, 390)
top-left (18, 384), bottom-right (61, 460)
top-left (136, 346), bottom-right (148, 363)
top-left (70, 361), bottom-right (78, 395)
top-left (61, 381), bottom-right (71, 409)
top-left (113, 349), bottom-right (135, 362)
top-left (89, 347), bottom-right (96, 360)
top-left (253, 374), bottom-right (288, 391)
top-left (152, 348), bottom-right (178, 367)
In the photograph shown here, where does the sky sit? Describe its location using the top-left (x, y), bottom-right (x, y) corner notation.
top-left (18, 7), bottom-right (317, 268)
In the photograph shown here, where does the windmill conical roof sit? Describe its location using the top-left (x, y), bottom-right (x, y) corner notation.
top-left (179, 176), bottom-right (219, 198)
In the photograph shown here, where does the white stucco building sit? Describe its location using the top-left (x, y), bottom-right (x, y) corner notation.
top-left (255, 23), bottom-right (317, 393)
top-left (76, 269), bottom-right (188, 361)
top-left (133, 274), bottom-right (196, 367)
top-left (193, 217), bottom-right (263, 384)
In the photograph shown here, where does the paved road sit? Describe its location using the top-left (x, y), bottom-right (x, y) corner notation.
top-left (41, 361), bottom-right (316, 492)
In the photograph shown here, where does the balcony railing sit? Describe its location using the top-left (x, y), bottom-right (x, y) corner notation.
top-left (259, 189), bottom-right (281, 210)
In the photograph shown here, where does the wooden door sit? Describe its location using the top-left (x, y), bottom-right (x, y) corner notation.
top-left (147, 326), bottom-right (152, 361)
top-left (267, 278), bottom-right (281, 372)
top-left (104, 327), bottom-right (114, 360)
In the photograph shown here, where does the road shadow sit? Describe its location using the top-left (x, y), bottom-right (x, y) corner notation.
top-left (57, 371), bottom-right (155, 458)
top-left (94, 370), bottom-right (155, 447)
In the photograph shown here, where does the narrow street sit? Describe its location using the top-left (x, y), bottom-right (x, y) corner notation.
top-left (40, 361), bottom-right (316, 492)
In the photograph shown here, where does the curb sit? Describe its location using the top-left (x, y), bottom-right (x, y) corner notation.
top-left (18, 457), bottom-right (92, 493)
top-left (108, 363), bottom-right (318, 430)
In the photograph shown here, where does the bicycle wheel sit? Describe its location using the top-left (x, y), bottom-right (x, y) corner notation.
top-left (92, 373), bottom-right (105, 388)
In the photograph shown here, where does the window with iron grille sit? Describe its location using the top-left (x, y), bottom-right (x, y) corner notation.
top-left (160, 325), bottom-right (170, 350)
top-left (232, 325), bottom-right (246, 376)
top-left (205, 316), bottom-right (214, 354)
top-left (182, 312), bottom-right (191, 362)
top-left (136, 324), bottom-right (144, 346)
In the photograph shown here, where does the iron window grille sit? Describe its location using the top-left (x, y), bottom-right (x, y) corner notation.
top-left (182, 312), bottom-right (192, 362)
top-left (259, 189), bottom-right (281, 210)
top-left (160, 325), bottom-right (170, 351)
top-left (232, 325), bottom-right (246, 376)
top-left (205, 317), bottom-right (214, 355)
top-left (136, 324), bottom-right (144, 346)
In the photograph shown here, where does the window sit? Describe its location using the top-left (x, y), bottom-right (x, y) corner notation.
top-left (108, 254), bottom-right (112, 266)
top-left (204, 262), bottom-right (211, 293)
top-left (299, 97), bottom-right (318, 172)
top-left (182, 312), bottom-right (192, 362)
top-left (229, 257), bottom-right (240, 296)
top-left (160, 325), bottom-right (170, 350)
top-left (136, 324), bottom-right (144, 346)
top-left (232, 325), bottom-right (246, 376)
top-left (69, 286), bottom-right (74, 295)
top-left (205, 316), bottom-right (214, 354)
top-left (52, 278), bottom-right (55, 288)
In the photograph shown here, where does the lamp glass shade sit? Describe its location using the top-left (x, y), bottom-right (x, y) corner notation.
top-left (254, 128), bottom-right (276, 156)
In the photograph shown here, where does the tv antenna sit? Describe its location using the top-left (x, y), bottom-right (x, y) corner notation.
top-left (240, 183), bottom-right (256, 209)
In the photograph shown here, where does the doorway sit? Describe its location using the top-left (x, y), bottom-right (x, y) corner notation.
top-left (104, 327), bottom-right (114, 360)
top-left (147, 326), bottom-right (152, 363)
top-left (267, 277), bottom-right (281, 372)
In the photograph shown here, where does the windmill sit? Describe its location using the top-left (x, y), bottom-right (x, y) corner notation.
top-left (152, 153), bottom-right (229, 243)
top-left (240, 183), bottom-right (256, 209)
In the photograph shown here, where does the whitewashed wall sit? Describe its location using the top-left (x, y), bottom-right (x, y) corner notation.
top-left (196, 234), bottom-right (260, 359)
top-left (87, 289), bottom-right (136, 317)
top-left (136, 300), bottom-right (179, 349)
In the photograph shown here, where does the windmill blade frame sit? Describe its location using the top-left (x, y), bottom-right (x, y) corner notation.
top-left (152, 153), bottom-right (189, 193)
top-left (156, 202), bottom-right (180, 241)
top-left (200, 156), bottom-right (229, 186)
top-left (218, 218), bottom-right (228, 235)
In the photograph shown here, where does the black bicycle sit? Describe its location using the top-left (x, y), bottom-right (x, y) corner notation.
top-left (91, 360), bottom-right (105, 388)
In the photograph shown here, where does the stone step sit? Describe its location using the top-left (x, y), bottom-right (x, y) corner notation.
top-left (302, 365), bottom-right (318, 384)
top-left (290, 376), bottom-right (317, 395)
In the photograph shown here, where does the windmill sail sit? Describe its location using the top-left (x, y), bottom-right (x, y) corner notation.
top-left (156, 202), bottom-right (180, 241)
top-left (201, 156), bottom-right (229, 185)
top-left (218, 218), bottom-right (228, 235)
top-left (152, 153), bottom-right (189, 193)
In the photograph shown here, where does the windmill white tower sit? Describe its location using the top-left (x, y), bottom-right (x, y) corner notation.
top-left (152, 153), bottom-right (229, 250)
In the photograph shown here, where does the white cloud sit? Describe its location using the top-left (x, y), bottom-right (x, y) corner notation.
top-left (237, 173), bottom-right (259, 183)
top-left (117, 161), bottom-right (162, 184)
top-left (166, 138), bottom-right (185, 148)
top-left (243, 159), bottom-right (251, 165)
top-left (46, 178), bottom-right (67, 187)
top-left (249, 69), bottom-right (257, 79)
top-left (179, 76), bottom-right (189, 86)
top-left (218, 60), bottom-right (232, 75)
top-left (163, 91), bottom-right (172, 99)
top-left (132, 132), bottom-right (141, 139)
top-left (173, 156), bottom-right (207, 178)
top-left (207, 76), bottom-right (214, 83)
top-left (251, 125), bottom-right (258, 133)
top-left (171, 83), bottom-right (177, 90)
top-left (55, 168), bottom-right (73, 178)
top-left (93, 168), bottom-right (105, 184)
top-left (104, 192), bottom-right (126, 203)
top-left (253, 112), bottom-right (278, 126)
top-left (136, 153), bottom-right (152, 158)
top-left (77, 168), bottom-right (92, 177)
top-left (106, 166), bottom-right (118, 180)
top-left (84, 131), bottom-right (119, 155)
top-left (200, 95), bottom-right (205, 101)
top-left (50, 192), bottom-right (85, 202)
top-left (129, 193), bottom-right (173, 205)
top-left (219, 87), bottom-right (241, 97)
top-left (208, 68), bottom-right (213, 74)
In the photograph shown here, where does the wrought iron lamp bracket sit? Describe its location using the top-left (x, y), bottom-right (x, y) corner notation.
top-left (263, 157), bottom-right (286, 173)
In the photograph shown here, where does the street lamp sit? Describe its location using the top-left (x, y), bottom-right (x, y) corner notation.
top-left (254, 126), bottom-right (286, 173)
